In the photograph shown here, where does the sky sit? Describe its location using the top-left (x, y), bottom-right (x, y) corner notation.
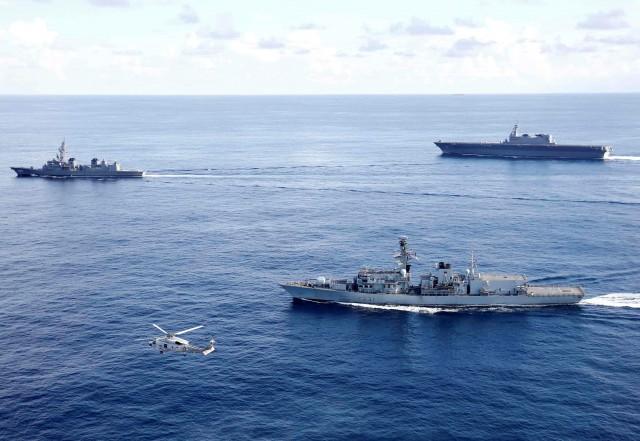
top-left (0, 0), bottom-right (639, 94)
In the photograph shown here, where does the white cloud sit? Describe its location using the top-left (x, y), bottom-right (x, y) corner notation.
top-left (585, 34), bottom-right (640, 46)
top-left (291, 23), bottom-right (325, 31)
top-left (182, 30), bottom-right (224, 56)
top-left (542, 41), bottom-right (597, 55)
top-left (198, 15), bottom-right (240, 39)
top-left (390, 18), bottom-right (453, 36)
top-left (8, 18), bottom-right (57, 47)
top-left (394, 50), bottom-right (415, 58)
top-left (1, 19), bottom-right (73, 81)
top-left (258, 37), bottom-right (285, 49)
top-left (454, 18), bottom-right (479, 28)
top-left (178, 4), bottom-right (199, 24)
top-left (577, 9), bottom-right (629, 30)
top-left (0, 5), bottom-right (638, 93)
top-left (359, 38), bottom-right (387, 52)
top-left (445, 38), bottom-right (494, 57)
top-left (88, 0), bottom-right (130, 7)
top-left (286, 27), bottom-right (331, 57)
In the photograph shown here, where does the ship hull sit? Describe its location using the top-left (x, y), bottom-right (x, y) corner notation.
top-left (434, 142), bottom-right (610, 160)
top-left (11, 167), bottom-right (39, 177)
top-left (11, 167), bottom-right (144, 178)
top-left (281, 284), bottom-right (583, 307)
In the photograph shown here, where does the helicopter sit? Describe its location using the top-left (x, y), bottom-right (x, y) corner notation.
top-left (147, 324), bottom-right (216, 356)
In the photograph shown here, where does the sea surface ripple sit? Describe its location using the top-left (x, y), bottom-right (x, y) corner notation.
top-left (0, 95), bottom-right (639, 440)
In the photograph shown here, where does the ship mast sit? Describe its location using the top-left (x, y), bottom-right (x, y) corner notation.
top-left (394, 236), bottom-right (417, 278)
top-left (56, 139), bottom-right (66, 163)
top-left (469, 250), bottom-right (479, 279)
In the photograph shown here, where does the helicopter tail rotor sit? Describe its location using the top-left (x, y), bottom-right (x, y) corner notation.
top-left (202, 337), bottom-right (216, 356)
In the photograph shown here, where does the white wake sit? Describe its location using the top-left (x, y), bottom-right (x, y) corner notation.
top-left (145, 174), bottom-right (223, 178)
top-left (580, 293), bottom-right (640, 308)
top-left (338, 302), bottom-right (449, 314)
top-left (607, 155), bottom-right (640, 161)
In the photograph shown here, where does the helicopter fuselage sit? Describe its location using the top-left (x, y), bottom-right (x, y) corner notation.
top-left (151, 336), bottom-right (191, 353)
top-left (149, 336), bottom-right (214, 355)
top-left (147, 324), bottom-right (215, 355)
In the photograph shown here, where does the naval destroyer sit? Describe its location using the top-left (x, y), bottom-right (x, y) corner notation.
top-left (435, 125), bottom-right (611, 159)
top-left (11, 140), bottom-right (144, 178)
top-left (280, 237), bottom-right (584, 307)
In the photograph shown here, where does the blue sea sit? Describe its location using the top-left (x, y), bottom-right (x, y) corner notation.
top-left (1, 95), bottom-right (639, 440)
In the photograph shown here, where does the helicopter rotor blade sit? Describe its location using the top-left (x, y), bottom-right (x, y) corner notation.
top-left (175, 325), bottom-right (203, 336)
top-left (152, 323), bottom-right (168, 334)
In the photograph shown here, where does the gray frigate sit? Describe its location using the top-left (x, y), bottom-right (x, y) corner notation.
top-left (11, 140), bottom-right (144, 178)
top-left (280, 237), bottom-right (584, 307)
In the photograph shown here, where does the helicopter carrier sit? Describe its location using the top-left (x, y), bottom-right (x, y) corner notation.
top-left (280, 237), bottom-right (584, 307)
top-left (11, 140), bottom-right (144, 178)
top-left (434, 125), bottom-right (611, 159)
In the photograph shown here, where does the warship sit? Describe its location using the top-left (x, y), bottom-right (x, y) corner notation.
top-left (435, 125), bottom-right (611, 159)
top-left (11, 140), bottom-right (144, 178)
top-left (280, 237), bottom-right (584, 307)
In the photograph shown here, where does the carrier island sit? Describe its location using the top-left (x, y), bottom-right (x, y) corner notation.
top-left (280, 237), bottom-right (584, 307)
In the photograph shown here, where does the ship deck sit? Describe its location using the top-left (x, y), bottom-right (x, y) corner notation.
top-left (526, 286), bottom-right (585, 296)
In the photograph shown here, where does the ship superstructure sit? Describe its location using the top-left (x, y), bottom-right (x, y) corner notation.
top-left (434, 125), bottom-right (611, 159)
top-left (11, 140), bottom-right (144, 178)
top-left (281, 237), bottom-right (584, 307)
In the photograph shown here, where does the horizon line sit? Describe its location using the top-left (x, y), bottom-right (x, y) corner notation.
top-left (1, 92), bottom-right (640, 97)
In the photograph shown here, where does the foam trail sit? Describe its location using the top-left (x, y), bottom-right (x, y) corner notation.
top-left (145, 174), bottom-right (224, 178)
top-left (580, 293), bottom-right (640, 308)
top-left (607, 155), bottom-right (640, 161)
top-left (338, 302), bottom-right (447, 314)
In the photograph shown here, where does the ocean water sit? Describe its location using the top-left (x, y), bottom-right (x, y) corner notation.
top-left (0, 95), bottom-right (639, 440)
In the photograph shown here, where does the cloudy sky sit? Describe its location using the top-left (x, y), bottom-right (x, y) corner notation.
top-left (1, 0), bottom-right (639, 94)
